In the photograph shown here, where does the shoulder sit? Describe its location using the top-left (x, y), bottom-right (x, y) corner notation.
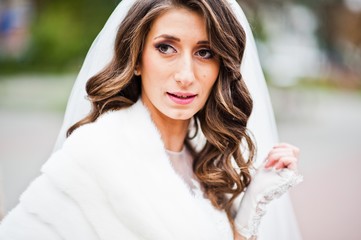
top-left (60, 110), bottom-right (124, 160)
top-left (0, 203), bottom-right (63, 240)
top-left (70, 99), bottom-right (149, 137)
top-left (61, 99), bottom-right (154, 157)
top-left (0, 171), bottom-right (98, 240)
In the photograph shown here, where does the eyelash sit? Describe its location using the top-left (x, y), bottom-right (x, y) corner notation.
top-left (155, 43), bottom-right (176, 54)
top-left (196, 49), bottom-right (214, 59)
top-left (155, 43), bottom-right (215, 59)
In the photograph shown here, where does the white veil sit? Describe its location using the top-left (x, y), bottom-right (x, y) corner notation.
top-left (53, 0), bottom-right (302, 239)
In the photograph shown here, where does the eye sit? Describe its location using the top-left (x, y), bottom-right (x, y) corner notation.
top-left (196, 49), bottom-right (214, 59)
top-left (155, 43), bottom-right (177, 54)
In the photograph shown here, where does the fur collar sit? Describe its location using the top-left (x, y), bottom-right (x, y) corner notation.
top-left (27, 100), bottom-right (233, 240)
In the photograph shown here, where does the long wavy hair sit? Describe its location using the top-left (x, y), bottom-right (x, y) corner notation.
top-left (67, 0), bottom-right (255, 232)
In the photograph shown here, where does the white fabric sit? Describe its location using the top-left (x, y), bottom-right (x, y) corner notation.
top-left (235, 163), bottom-right (303, 239)
top-left (50, 0), bottom-right (302, 239)
top-left (166, 148), bottom-right (234, 237)
top-left (53, 0), bottom-right (136, 150)
top-left (0, 101), bottom-right (234, 240)
top-left (166, 148), bottom-right (197, 192)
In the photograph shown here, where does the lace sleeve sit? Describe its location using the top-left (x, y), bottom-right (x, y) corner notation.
top-left (235, 168), bottom-right (303, 239)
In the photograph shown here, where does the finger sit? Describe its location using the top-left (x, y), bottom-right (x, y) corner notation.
top-left (266, 150), bottom-right (291, 168)
top-left (266, 144), bottom-right (300, 169)
top-left (275, 156), bottom-right (298, 170)
top-left (267, 149), bottom-right (294, 163)
top-left (273, 143), bottom-right (300, 158)
top-left (268, 148), bottom-right (293, 157)
top-left (265, 158), bottom-right (278, 168)
top-left (273, 160), bottom-right (286, 170)
top-left (293, 147), bottom-right (300, 158)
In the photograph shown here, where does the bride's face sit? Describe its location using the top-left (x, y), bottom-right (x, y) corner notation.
top-left (139, 7), bottom-right (220, 122)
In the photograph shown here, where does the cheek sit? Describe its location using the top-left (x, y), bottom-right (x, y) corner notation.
top-left (141, 44), bottom-right (164, 74)
top-left (141, 51), bottom-right (155, 76)
top-left (141, 54), bottom-right (156, 92)
top-left (202, 64), bottom-right (219, 92)
top-left (203, 78), bottom-right (215, 92)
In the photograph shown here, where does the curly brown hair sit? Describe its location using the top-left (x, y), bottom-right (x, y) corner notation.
top-left (67, 0), bottom-right (255, 233)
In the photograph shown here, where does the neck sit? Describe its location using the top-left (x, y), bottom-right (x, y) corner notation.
top-left (153, 114), bottom-right (190, 152)
top-left (142, 100), bottom-right (190, 152)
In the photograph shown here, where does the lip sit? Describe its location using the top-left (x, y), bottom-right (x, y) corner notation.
top-left (167, 92), bottom-right (197, 105)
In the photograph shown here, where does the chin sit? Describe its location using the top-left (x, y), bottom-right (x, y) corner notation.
top-left (167, 110), bottom-right (195, 121)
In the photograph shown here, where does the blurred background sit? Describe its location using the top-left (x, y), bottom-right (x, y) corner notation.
top-left (0, 0), bottom-right (360, 239)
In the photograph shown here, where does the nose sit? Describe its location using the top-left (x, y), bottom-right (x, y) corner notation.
top-left (174, 54), bottom-right (195, 87)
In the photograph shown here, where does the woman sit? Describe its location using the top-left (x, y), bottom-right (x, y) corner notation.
top-left (0, 0), bottom-right (302, 239)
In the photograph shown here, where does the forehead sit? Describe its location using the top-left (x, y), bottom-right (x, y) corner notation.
top-left (148, 7), bottom-right (208, 39)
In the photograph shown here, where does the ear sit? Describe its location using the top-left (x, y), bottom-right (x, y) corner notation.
top-left (134, 64), bottom-right (141, 76)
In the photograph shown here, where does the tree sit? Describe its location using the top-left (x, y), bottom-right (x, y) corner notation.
top-left (1, 0), bottom-right (120, 73)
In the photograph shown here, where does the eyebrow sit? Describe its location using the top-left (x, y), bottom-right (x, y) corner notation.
top-left (154, 34), bottom-right (180, 42)
top-left (154, 34), bottom-right (210, 45)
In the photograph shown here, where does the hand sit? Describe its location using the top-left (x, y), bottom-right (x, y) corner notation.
top-left (234, 143), bottom-right (302, 239)
top-left (265, 143), bottom-right (300, 170)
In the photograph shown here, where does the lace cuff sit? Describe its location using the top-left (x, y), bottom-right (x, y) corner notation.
top-left (235, 169), bottom-right (303, 239)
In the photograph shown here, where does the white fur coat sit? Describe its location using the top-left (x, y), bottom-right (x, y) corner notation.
top-left (0, 100), bottom-right (234, 240)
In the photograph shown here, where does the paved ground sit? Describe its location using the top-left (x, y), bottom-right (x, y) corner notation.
top-left (271, 88), bottom-right (361, 239)
top-left (0, 76), bottom-right (360, 239)
top-left (0, 74), bottom-right (73, 218)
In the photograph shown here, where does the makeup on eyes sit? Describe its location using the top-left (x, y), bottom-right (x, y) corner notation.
top-left (154, 43), bottom-right (215, 60)
top-left (154, 42), bottom-right (177, 54)
top-left (152, 34), bottom-right (216, 60)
